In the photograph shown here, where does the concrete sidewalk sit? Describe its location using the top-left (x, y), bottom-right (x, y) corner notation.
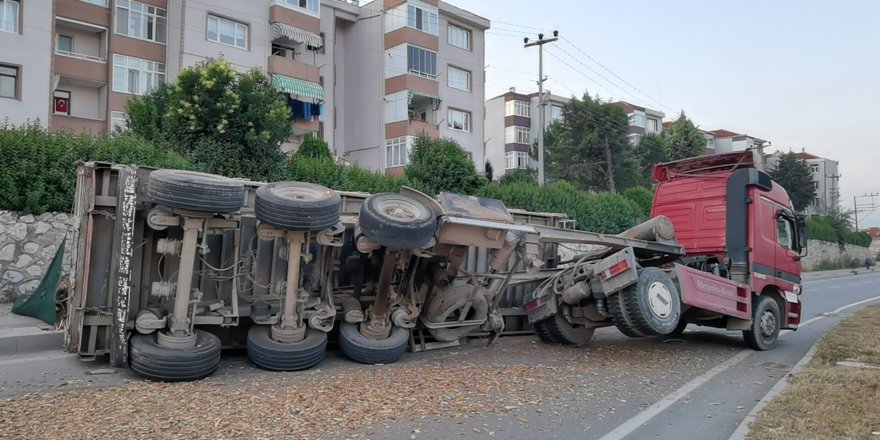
top-left (0, 303), bottom-right (64, 357)
top-left (802, 267), bottom-right (877, 281)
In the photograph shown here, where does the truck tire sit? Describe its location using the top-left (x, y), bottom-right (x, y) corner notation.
top-left (147, 169), bottom-right (244, 213)
top-left (255, 182), bottom-right (341, 232)
top-left (743, 295), bottom-right (781, 350)
top-left (424, 284), bottom-right (489, 342)
top-left (359, 193), bottom-right (436, 249)
top-left (129, 330), bottom-right (221, 381)
top-left (338, 322), bottom-right (409, 365)
top-left (610, 268), bottom-right (681, 336)
top-left (533, 313), bottom-right (595, 346)
top-left (246, 325), bottom-right (327, 371)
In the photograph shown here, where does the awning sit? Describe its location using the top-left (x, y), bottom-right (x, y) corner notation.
top-left (272, 22), bottom-right (323, 48)
top-left (273, 74), bottom-right (326, 102)
top-left (407, 90), bottom-right (442, 105)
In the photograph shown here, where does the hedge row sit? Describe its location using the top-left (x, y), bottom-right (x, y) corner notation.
top-left (1, 124), bottom-right (653, 234)
top-left (806, 216), bottom-right (871, 247)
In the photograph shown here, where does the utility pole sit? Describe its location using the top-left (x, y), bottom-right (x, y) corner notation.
top-left (853, 193), bottom-right (879, 232)
top-left (524, 30), bottom-right (558, 186)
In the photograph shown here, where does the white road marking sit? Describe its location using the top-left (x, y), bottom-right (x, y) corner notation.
top-left (597, 294), bottom-right (880, 440)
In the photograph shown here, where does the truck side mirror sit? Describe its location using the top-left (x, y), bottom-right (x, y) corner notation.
top-left (796, 215), bottom-right (808, 256)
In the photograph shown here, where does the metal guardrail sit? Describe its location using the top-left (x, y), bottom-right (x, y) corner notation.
top-left (55, 50), bottom-right (107, 63)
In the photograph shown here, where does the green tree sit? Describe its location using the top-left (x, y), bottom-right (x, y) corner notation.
top-left (295, 134), bottom-right (333, 161)
top-left (769, 151), bottom-right (817, 213)
top-left (544, 94), bottom-right (638, 193)
top-left (124, 59), bottom-right (292, 180)
top-left (667, 112), bottom-right (707, 160)
top-left (634, 133), bottom-right (669, 186)
top-left (405, 135), bottom-right (485, 195)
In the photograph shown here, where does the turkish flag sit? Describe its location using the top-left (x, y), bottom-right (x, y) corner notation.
top-left (54, 97), bottom-right (69, 114)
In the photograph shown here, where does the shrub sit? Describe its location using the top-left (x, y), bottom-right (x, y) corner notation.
top-left (0, 122), bottom-right (190, 213)
top-left (406, 135), bottom-right (485, 195)
top-left (623, 187), bottom-right (654, 220)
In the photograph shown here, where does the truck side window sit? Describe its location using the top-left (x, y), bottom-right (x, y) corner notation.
top-left (777, 217), bottom-right (793, 250)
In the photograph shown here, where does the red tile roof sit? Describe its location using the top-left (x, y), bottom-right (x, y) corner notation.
top-left (868, 227), bottom-right (880, 239)
top-left (794, 152), bottom-right (820, 160)
top-left (709, 129), bottom-right (740, 138)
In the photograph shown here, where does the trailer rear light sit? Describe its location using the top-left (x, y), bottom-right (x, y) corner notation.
top-left (601, 260), bottom-right (631, 281)
top-left (523, 296), bottom-right (547, 313)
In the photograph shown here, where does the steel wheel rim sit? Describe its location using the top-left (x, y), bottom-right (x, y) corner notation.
top-left (760, 310), bottom-right (777, 338)
top-left (276, 186), bottom-right (326, 201)
top-left (647, 281), bottom-right (673, 318)
top-left (377, 198), bottom-right (423, 223)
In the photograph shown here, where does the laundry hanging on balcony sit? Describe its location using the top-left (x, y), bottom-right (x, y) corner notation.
top-left (272, 22), bottom-right (324, 49)
top-left (287, 98), bottom-right (323, 121)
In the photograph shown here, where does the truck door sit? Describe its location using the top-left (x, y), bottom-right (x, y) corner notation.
top-left (774, 213), bottom-right (801, 283)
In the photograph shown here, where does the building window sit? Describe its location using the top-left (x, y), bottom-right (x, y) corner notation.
top-left (550, 105), bottom-right (563, 122)
top-left (386, 136), bottom-right (414, 167)
top-left (0, 64), bottom-right (17, 99)
top-left (647, 118), bottom-right (659, 132)
top-left (81, 0), bottom-right (108, 6)
top-left (811, 181), bottom-right (819, 190)
top-left (407, 45), bottom-right (437, 80)
top-left (279, 0), bottom-right (319, 16)
top-left (505, 100), bottom-right (530, 118)
top-left (0, 0), bottom-right (19, 33)
top-left (629, 113), bottom-right (646, 128)
top-left (53, 90), bottom-right (71, 115)
top-left (506, 151), bottom-right (530, 170)
top-left (505, 126), bottom-right (530, 144)
top-left (116, 0), bottom-right (167, 44)
top-left (207, 15), bottom-right (247, 49)
top-left (809, 164), bottom-right (819, 174)
top-left (628, 133), bottom-right (642, 146)
top-left (447, 24), bottom-right (471, 50)
top-left (447, 66), bottom-right (470, 92)
top-left (111, 111), bottom-right (127, 131)
top-left (448, 108), bottom-right (471, 132)
top-left (407, 4), bottom-right (438, 35)
top-left (112, 54), bottom-right (165, 95)
top-left (57, 35), bottom-right (74, 53)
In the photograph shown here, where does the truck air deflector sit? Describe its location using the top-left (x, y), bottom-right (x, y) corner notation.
top-left (726, 168), bottom-right (773, 285)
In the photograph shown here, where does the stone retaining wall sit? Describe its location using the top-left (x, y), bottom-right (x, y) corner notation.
top-left (0, 211), bottom-right (73, 303)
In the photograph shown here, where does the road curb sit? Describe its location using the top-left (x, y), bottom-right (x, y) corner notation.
top-left (0, 329), bottom-right (65, 357)
top-left (728, 337), bottom-right (821, 440)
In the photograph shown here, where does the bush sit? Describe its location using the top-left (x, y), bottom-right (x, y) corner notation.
top-left (478, 180), bottom-right (642, 234)
top-left (406, 135), bottom-right (485, 195)
top-left (0, 122), bottom-right (191, 213)
top-left (807, 216), bottom-right (871, 247)
top-left (623, 187), bottom-right (654, 220)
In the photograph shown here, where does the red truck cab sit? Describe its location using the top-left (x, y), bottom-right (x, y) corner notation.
top-left (652, 150), bottom-right (806, 347)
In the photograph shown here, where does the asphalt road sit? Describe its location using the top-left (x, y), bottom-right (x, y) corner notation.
top-left (0, 271), bottom-right (878, 440)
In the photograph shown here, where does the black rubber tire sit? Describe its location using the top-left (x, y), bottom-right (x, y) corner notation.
top-left (129, 330), bottom-right (221, 381)
top-left (359, 193), bottom-right (436, 249)
top-left (255, 182), bottom-right (341, 232)
top-left (147, 169), bottom-right (244, 213)
top-left (669, 317), bottom-right (690, 338)
top-left (743, 295), bottom-right (781, 350)
top-left (246, 325), bottom-right (327, 371)
top-left (338, 322), bottom-right (409, 364)
top-left (424, 284), bottom-right (489, 342)
top-left (608, 291), bottom-right (646, 338)
top-left (611, 268), bottom-right (681, 336)
top-left (533, 313), bottom-right (595, 346)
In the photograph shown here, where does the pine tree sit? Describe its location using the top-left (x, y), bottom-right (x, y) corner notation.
top-left (769, 152), bottom-right (817, 213)
top-left (667, 112), bottom-right (707, 160)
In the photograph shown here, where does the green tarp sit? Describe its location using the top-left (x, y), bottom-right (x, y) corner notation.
top-left (11, 239), bottom-right (65, 326)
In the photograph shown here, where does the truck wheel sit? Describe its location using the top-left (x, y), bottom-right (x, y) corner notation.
top-left (359, 193), bottom-right (436, 249)
top-left (147, 169), bottom-right (244, 213)
top-left (424, 284), bottom-right (489, 342)
top-left (255, 182), bottom-right (341, 232)
top-left (743, 295), bottom-right (781, 350)
top-left (610, 268), bottom-right (681, 337)
top-left (607, 292), bottom-right (647, 338)
top-left (533, 313), bottom-right (594, 346)
top-left (129, 330), bottom-right (221, 381)
top-left (338, 322), bottom-right (409, 364)
top-left (669, 318), bottom-right (690, 338)
top-left (246, 325), bottom-right (327, 371)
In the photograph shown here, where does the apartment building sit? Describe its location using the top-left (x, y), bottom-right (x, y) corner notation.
top-left (484, 88), bottom-right (568, 179)
top-left (614, 101), bottom-right (664, 146)
top-left (766, 150), bottom-right (840, 216)
top-left (0, 0), bottom-right (489, 173)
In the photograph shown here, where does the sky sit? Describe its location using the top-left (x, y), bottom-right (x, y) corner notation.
top-left (444, 0), bottom-right (880, 227)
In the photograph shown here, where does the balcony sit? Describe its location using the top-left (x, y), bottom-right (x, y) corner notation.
top-left (54, 18), bottom-right (108, 82)
top-left (385, 92), bottom-right (440, 139)
top-left (51, 77), bottom-right (108, 134)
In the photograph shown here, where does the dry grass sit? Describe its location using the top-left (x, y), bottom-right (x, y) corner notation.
top-left (747, 304), bottom-right (880, 440)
